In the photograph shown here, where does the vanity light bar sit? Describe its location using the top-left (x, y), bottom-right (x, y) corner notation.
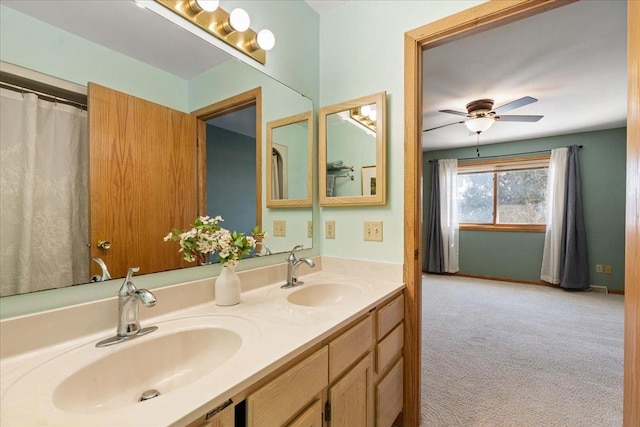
top-left (155, 0), bottom-right (272, 64)
top-left (349, 106), bottom-right (377, 133)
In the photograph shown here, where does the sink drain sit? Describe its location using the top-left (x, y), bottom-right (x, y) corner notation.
top-left (139, 389), bottom-right (161, 402)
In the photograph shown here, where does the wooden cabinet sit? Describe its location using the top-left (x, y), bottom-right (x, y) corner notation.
top-left (242, 291), bottom-right (404, 427)
top-left (374, 293), bottom-right (405, 427)
top-left (247, 347), bottom-right (328, 427)
top-left (327, 353), bottom-right (374, 427)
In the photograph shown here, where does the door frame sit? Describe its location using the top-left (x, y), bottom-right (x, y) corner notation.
top-left (191, 87), bottom-right (262, 232)
top-left (403, 1), bottom-right (639, 425)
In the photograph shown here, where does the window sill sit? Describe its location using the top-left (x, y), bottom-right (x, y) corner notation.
top-left (460, 224), bottom-right (546, 233)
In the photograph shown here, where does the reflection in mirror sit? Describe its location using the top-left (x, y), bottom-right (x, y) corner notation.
top-left (267, 111), bottom-right (313, 208)
top-left (0, 4), bottom-right (314, 302)
top-left (319, 91), bottom-right (387, 206)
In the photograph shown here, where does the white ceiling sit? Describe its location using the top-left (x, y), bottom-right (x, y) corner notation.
top-left (422, 1), bottom-right (627, 151)
top-left (3, 1), bottom-right (626, 151)
top-left (1, 0), bottom-right (232, 80)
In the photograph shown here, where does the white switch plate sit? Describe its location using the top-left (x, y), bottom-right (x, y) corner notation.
top-left (596, 264), bottom-right (603, 273)
top-left (364, 221), bottom-right (383, 242)
top-left (273, 220), bottom-right (286, 237)
top-left (325, 220), bottom-right (335, 239)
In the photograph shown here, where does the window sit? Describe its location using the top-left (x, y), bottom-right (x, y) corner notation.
top-left (457, 156), bottom-right (549, 232)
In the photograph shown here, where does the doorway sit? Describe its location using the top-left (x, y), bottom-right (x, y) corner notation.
top-left (403, 2), bottom-right (640, 426)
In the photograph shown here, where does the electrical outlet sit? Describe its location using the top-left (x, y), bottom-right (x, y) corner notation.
top-left (325, 220), bottom-right (335, 239)
top-left (307, 221), bottom-right (313, 238)
top-left (596, 264), bottom-right (603, 273)
top-left (604, 265), bottom-right (612, 275)
top-left (273, 220), bottom-right (286, 237)
top-left (364, 221), bottom-right (383, 242)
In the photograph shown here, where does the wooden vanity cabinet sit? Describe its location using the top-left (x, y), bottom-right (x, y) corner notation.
top-left (243, 290), bottom-right (404, 427)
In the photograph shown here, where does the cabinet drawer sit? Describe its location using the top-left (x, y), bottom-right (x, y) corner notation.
top-left (287, 398), bottom-right (323, 427)
top-left (377, 293), bottom-right (404, 339)
top-left (248, 347), bottom-right (328, 427)
top-left (375, 357), bottom-right (403, 427)
top-left (329, 316), bottom-right (373, 382)
top-left (376, 322), bottom-right (403, 374)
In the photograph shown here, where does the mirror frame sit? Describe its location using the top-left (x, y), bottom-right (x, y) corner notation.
top-left (319, 91), bottom-right (387, 206)
top-left (266, 111), bottom-right (313, 208)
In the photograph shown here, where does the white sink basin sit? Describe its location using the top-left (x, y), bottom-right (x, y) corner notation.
top-left (287, 283), bottom-right (362, 307)
top-left (2, 315), bottom-right (258, 419)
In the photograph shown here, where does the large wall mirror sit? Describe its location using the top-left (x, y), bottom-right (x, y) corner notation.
top-left (266, 111), bottom-right (313, 208)
top-left (0, 2), bottom-right (314, 309)
top-left (319, 91), bottom-right (386, 206)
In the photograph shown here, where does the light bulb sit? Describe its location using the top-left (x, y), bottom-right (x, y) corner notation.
top-left (257, 29), bottom-right (275, 51)
top-left (360, 105), bottom-right (372, 117)
top-left (229, 8), bottom-right (250, 32)
top-left (369, 110), bottom-right (377, 122)
top-left (189, 0), bottom-right (219, 12)
top-left (465, 117), bottom-right (494, 134)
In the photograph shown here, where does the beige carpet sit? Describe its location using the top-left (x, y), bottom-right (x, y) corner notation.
top-left (421, 275), bottom-right (624, 427)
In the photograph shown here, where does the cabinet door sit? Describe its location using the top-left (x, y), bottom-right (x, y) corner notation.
top-left (375, 357), bottom-right (403, 427)
top-left (327, 353), bottom-right (373, 427)
top-left (287, 399), bottom-right (323, 427)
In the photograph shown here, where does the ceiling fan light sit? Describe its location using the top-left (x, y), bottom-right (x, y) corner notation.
top-left (465, 117), bottom-right (494, 134)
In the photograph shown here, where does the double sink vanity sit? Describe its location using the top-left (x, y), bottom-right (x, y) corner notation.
top-left (0, 257), bottom-right (404, 426)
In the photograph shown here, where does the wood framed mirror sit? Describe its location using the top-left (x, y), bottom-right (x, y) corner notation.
top-left (266, 111), bottom-right (313, 208)
top-left (319, 91), bottom-right (386, 206)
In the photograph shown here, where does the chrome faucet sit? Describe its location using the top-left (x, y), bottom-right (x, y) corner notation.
top-left (282, 245), bottom-right (315, 289)
top-left (90, 257), bottom-right (112, 282)
top-left (96, 267), bottom-right (158, 347)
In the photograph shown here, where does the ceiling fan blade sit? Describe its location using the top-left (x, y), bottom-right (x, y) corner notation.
top-left (493, 96), bottom-right (537, 114)
top-left (495, 114), bottom-right (543, 122)
top-left (423, 120), bottom-right (465, 132)
top-left (438, 109), bottom-right (469, 117)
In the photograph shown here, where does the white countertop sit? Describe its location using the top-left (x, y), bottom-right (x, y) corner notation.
top-left (0, 269), bottom-right (403, 426)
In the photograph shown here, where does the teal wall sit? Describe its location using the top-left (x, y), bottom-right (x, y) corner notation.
top-left (423, 128), bottom-right (627, 291)
top-left (318, 1), bottom-right (483, 262)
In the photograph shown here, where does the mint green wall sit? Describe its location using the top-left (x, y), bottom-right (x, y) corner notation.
top-left (273, 123), bottom-right (308, 200)
top-left (318, 1), bottom-right (483, 263)
top-left (423, 128), bottom-right (627, 290)
top-left (0, 6), bottom-right (188, 111)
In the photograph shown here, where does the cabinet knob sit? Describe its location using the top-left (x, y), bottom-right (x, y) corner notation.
top-left (97, 240), bottom-right (112, 250)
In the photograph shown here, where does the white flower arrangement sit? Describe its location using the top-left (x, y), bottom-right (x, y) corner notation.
top-left (164, 216), bottom-right (266, 267)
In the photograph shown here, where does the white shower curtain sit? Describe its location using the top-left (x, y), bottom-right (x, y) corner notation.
top-left (0, 88), bottom-right (89, 296)
top-left (439, 159), bottom-right (459, 273)
top-left (540, 147), bottom-right (568, 284)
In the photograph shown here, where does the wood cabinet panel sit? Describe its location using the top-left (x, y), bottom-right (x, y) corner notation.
top-left (329, 316), bottom-right (373, 382)
top-left (376, 294), bottom-right (404, 339)
top-left (287, 398), bottom-right (323, 427)
top-left (247, 347), bottom-right (328, 427)
top-left (328, 353), bottom-right (374, 427)
top-left (375, 357), bottom-right (403, 427)
top-left (376, 322), bottom-right (403, 374)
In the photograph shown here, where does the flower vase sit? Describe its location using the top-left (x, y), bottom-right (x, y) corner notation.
top-left (215, 265), bottom-right (241, 306)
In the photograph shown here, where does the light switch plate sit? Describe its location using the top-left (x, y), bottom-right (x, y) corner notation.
top-left (364, 221), bottom-right (383, 241)
top-left (273, 220), bottom-right (286, 237)
top-left (325, 220), bottom-right (335, 239)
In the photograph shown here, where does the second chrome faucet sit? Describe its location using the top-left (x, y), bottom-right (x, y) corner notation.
top-left (282, 245), bottom-right (315, 289)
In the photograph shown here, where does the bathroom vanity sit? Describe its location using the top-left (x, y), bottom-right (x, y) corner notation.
top-left (0, 258), bottom-right (404, 426)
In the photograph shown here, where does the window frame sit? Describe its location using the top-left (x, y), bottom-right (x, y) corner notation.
top-left (457, 155), bottom-right (550, 233)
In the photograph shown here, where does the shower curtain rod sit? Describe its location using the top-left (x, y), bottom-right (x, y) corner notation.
top-left (0, 81), bottom-right (87, 109)
top-left (428, 145), bottom-right (583, 163)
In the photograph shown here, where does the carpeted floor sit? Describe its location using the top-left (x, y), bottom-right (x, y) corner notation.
top-left (421, 275), bottom-right (624, 427)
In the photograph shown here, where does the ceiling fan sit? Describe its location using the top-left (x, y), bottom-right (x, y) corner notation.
top-left (423, 96), bottom-right (544, 134)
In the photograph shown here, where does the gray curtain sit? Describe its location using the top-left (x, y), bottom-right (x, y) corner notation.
top-left (426, 162), bottom-right (444, 273)
top-left (559, 145), bottom-right (590, 289)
